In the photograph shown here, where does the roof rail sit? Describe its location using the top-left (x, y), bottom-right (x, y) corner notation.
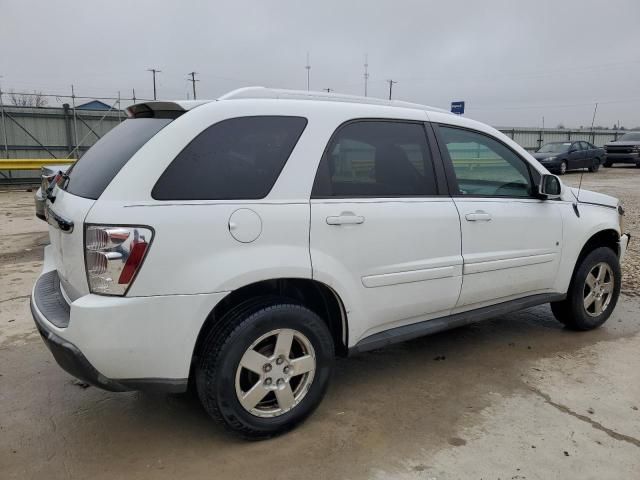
top-left (218, 86), bottom-right (449, 113)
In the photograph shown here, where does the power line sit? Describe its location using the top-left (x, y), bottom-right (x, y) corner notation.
top-left (469, 97), bottom-right (640, 111)
top-left (147, 68), bottom-right (161, 100)
top-left (387, 79), bottom-right (397, 100)
top-left (187, 71), bottom-right (200, 100)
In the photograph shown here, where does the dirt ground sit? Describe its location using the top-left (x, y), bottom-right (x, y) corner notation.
top-left (1, 167), bottom-right (639, 480)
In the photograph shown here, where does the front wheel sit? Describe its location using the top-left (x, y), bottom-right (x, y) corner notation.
top-left (559, 161), bottom-right (568, 175)
top-left (196, 299), bottom-right (334, 439)
top-left (603, 160), bottom-right (612, 167)
top-left (551, 247), bottom-right (621, 330)
top-left (588, 159), bottom-right (600, 172)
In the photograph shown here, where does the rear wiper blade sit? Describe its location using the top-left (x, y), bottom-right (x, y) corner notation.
top-left (45, 170), bottom-right (69, 203)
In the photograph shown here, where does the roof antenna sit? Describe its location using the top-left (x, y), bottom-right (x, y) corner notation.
top-left (578, 102), bottom-right (598, 202)
top-left (574, 102), bottom-right (598, 216)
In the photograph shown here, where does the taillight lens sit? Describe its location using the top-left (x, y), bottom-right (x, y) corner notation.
top-left (85, 225), bottom-right (153, 295)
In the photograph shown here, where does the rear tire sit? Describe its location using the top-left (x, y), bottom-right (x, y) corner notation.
top-left (550, 247), bottom-right (621, 331)
top-left (195, 298), bottom-right (334, 439)
top-left (603, 160), bottom-right (612, 167)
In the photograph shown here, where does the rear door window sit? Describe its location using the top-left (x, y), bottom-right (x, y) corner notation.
top-left (152, 116), bottom-right (307, 200)
top-left (64, 118), bottom-right (172, 199)
top-left (312, 120), bottom-right (437, 197)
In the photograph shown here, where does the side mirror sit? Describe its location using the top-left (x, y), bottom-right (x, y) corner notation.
top-left (538, 174), bottom-right (562, 200)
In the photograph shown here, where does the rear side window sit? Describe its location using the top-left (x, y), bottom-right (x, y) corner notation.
top-left (65, 118), bottom-right (171, 199)
top-left (312, 120), bottom-right (437, 197)
top-left (152, 116), bottom-right (307, 200)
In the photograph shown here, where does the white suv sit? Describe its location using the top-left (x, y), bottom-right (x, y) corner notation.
top-left (32, 87), bottom-right (630, 438)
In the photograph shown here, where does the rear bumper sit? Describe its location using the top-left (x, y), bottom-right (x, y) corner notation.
top-left (34, 188), bottom-right (46, 221)
top-left (31, 295), bottom-right (131, 392)
top-left (31, 249), bottom-right (229, 392)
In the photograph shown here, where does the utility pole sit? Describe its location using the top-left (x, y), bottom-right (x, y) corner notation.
top-left (0, 76), bottom-right (9, 159)
top-left (364, 54), bottom-right (369, 97)
top-left (187, 71), bottom-right (199, 100)
top-left (147, 68), bottom-right (161, 100)
top-left (305, 53), bottom-right (311, 91)
top-left (387, 79), bottom-right (397, 100)
top-left (132, 88), bottom-right (136, 104)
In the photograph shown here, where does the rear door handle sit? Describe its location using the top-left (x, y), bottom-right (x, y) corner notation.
top-left (326, 213), bottom-right (365, 226)
top-left (465, 210), bottom-right (492, 222)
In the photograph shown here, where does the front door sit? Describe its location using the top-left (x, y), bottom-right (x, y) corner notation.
top-left (568, 142), bottom-right (584, 169)
top-left (436, 125), bottom-right (563, 309)
top-left (310, 120), bottom-right (463, 344)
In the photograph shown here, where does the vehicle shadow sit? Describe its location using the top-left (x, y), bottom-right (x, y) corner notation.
top-left (4, 296), bottom-right (639, 478)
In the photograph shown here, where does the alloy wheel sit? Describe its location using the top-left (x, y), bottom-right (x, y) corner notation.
top-left (583, 262), bottom-right (614, 317)
top-left (234, 328), bottom-right (316, 418)
top-left (560, 161), bottom-right (567, 175)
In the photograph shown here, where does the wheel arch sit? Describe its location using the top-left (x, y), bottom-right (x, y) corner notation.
top-left (191, 278), bottom-right (349, 375)
top-left (569, 229), bottom-right (620, 285)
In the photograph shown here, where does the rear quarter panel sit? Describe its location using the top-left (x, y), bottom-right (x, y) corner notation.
top-left (85, 201), bottom-right (312, 296)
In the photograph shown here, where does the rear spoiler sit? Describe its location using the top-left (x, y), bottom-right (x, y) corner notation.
top-left (126, 100), bottom-right (212, 119)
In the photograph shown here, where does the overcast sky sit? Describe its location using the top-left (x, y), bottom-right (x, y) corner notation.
top-left (2, 0), bottom-right (639, 128)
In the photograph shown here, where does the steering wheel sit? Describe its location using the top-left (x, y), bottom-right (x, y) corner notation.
top-left (494, 182), bottom-right (527, 196)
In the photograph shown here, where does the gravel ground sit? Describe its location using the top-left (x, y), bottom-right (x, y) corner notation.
top-left (1, 173), bottom-right (639, 479)
top-left (561, 165), bottom-right (640, 296)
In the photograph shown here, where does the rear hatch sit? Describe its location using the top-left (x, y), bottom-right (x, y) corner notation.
top-left (45, 116), bottom-right (174, 299)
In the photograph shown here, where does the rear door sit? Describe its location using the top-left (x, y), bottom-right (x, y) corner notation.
top-left (581, 141), bottom-right (595, 167)
top-left (310, 120), bottom-right (462, 344)
top-left (46, 118), bottom-right (172, 299)
top-left (435, 125), bottom-right (562, 309)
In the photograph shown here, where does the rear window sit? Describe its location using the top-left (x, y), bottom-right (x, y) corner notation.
top-left (65, 118), bottom-right (171, 199)
top-left (152, 116), bottom-right (307, 200)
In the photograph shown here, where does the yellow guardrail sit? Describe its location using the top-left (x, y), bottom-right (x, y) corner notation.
top-left (0, 159), bottom-right (75, 170)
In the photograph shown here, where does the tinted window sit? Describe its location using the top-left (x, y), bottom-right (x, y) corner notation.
top-left (619, 132), bottom-right (640, 142)
top-left (153, 116), bottom-right (307, 200)
top-left (312, 121), bottom-right (437, 197)
top-left (439, 126), bottom-right (533, 198)
top-left (65, 118), bottom-right (171, 199)
top-left (581, 142), bottom-right (591, 150)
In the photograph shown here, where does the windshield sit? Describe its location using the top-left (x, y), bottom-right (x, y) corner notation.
top-left (538, 142), bottom-right (571, 153)
top-left (619, 132), bottom-right (640, 142)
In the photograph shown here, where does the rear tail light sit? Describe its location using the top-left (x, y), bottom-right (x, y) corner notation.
top-left (85, 225), bottom-right (153, 295)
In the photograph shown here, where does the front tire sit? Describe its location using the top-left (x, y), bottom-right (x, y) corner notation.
top-left (603, 160), bottom-right (612, 167)
top-left (196, 298), bottom-right (334, 439)
top-left (559, 161), bottom-right (568, 175)
top-left (551, 247), bottom-right (621, 331)
top-left (588, 159), bottom-right (600, 172)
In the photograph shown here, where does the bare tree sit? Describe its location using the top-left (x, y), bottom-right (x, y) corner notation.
top-left (8, 90), bottom-right (48, 107)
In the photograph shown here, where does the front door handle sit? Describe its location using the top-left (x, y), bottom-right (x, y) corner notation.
top-left (326, 213), bottom-right (365, 226)
top-left (465, 210), bottom-right (492, 222)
